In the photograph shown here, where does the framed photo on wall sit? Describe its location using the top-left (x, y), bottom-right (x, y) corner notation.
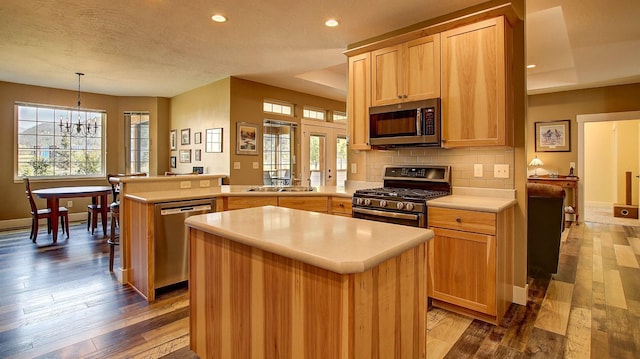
top-left (236, 122), bottom-right (259, 155)
top-left (195, 149), bottom-right (201, 161)
top-left (170, 156), bottom-right (177, 168)
top-left (194, 131), bottom-right (202, 144)
top-left (179, 149), bottom-right (191, 163)
top-left (170, 130), bottom-right (177, 151)
top-left (181, 128), bottom-right (191, 145)
top-left (535, 120), bottom-right (571, 152)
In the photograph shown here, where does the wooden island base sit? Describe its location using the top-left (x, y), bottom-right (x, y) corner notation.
top-left (189, 228), bottom-right (427, 359)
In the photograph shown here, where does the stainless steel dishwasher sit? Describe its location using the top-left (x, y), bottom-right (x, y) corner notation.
top-left (154, 198), bottom-right (215, 290)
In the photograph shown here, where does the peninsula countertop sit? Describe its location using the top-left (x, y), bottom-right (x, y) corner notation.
top-left (185, 205), bottom-right (434, 274)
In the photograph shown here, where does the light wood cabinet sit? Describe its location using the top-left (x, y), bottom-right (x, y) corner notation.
top-left (441, 16), bottom-right (512, 148)
top-left (371, 35), bottom-right (440, 106)
top-left (427, 206), bottom-right (513, 324)
top-left (330, 196), bottom-right (353, 217)
top-left (223, 196), bottom-right (278, 211)
top-left (278, 196), bottom-right (329, 213)
top-left (347, 52), bottom-right (371, 150)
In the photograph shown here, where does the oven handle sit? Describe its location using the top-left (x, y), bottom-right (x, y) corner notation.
top-left (352, 207), bottom-right (421, 221)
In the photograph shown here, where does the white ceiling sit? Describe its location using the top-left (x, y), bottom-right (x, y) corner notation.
top-left (1, 0), bottom-right (639, 101)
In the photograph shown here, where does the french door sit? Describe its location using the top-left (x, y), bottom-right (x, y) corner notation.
top-left (301, 120), bottom-right (347, 187)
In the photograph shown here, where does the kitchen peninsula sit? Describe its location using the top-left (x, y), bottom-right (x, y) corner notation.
top-left (185, 206), bottom-right (433, 359)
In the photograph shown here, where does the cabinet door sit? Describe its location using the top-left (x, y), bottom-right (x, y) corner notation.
top-left (278, 196), bottom-right (329, 213)
top-left (441, 17), bottom-right (507, 148)
top-left (347, 53), bottom-right (371, 150)
top-left (427, 227), bottom-right (496, 315)
top-left (225, 196), bottom-right (278, 210)
top-left (330, 196), bottom-right (352, 217)
top-left (405, 34), bottom-right (440, 102)
top-left (371, 44), bottom-right (403, 106)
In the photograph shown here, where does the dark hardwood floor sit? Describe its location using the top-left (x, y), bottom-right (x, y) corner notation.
top-left (0, 220), bottom-right (638, 358)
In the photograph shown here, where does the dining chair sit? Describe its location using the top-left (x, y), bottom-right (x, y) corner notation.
top-left (87, 200), bottom-right (102, 235)
top-left (24, 178), bottom-right (69, 243)
top-left (107, 172), bottom-right (146, 271)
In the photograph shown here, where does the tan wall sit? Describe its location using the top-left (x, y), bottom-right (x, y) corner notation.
top-left (0, 81), bottom-right (169, 221)
top-left (170, 78), bottom-right (232, 176)
top-left (584, 121), bottom-right (615, 205)
top-left (228, 77), bottom-right (346, 185)
top-left (527, 83), bottom-right (640, 177)
top-left (614, 120), bottom-right (639, 205)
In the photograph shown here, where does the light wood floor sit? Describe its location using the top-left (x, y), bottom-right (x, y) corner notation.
top-left (0, 220), bottom-right (638, 358)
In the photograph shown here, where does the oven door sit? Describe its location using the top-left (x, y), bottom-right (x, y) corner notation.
top-left (352, 207), bottom-right (425, 228)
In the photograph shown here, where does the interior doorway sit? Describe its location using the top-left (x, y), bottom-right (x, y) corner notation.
top-left (578, 111), bottom-right (640, 226)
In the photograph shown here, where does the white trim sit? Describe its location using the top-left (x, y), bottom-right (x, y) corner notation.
top-left (512, 284), bottom-right (529, 305)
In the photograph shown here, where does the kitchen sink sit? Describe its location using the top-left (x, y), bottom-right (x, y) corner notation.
top-left (247, 186), bottom-right (315, 192)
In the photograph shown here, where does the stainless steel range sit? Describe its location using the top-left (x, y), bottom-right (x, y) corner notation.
top-left (352, 165), bottom-right (451, 227)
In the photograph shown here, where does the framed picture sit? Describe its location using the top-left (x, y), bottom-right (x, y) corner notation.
top-left (236, 122), bottom-right (259, 155)
top-left (170, 130), bottom-right (177, 151)
top-left (206, 128), bottom-right (223, 153)
top-left (181, 128), bottom-right (191, 145)
top-left (535, 120), bottom-right (571, 152)
top-left (170, 156), bottom-right (177, 168)
top-left (192, 166), bottom-right (204, 174)
top-left (179, 149), bottom-right (191, 163)
top-left (194, 131), bottom-right (202, 144)
top-left (195, 149), bottom-right (201, 161)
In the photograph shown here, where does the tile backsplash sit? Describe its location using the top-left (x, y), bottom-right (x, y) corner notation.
top-left (349, 147), bottom-right (515, 189)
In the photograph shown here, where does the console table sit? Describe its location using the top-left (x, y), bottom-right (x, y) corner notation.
top-left (528, 175), bottom-right (579, 223)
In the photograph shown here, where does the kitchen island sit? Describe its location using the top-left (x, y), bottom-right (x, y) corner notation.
top-left (185, 206), bottom-right (433, 359)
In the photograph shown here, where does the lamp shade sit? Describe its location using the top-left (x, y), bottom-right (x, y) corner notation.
top-left (529, 156), bottom-right (544, 167)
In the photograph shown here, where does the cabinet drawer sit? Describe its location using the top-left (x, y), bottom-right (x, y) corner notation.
top-left (278, 196), bottom-right (329, 213)
top-left (330, 197), bottom-right (353, 216)
top-left (428, 207), bottom-right (496, 235)
top-left (225, 196), bottom-right (278, 210)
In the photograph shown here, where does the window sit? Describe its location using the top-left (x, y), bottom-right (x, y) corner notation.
top-left (333, 111), bottom-right (347, 122)
top-left (263, 100), bottom-right (293, 116)
top-left (16, 103), bottom-right (105, 179)
top-left (303, 107), bottom-right (326, 121)
top-left (125, 112), bottom-right (149, 174)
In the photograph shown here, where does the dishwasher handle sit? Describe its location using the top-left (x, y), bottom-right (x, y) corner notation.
top-left (160, 204), bottom-right (212, 215)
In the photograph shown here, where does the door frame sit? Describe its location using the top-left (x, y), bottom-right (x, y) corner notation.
top-left (300, 119), bottom-right (347, 187)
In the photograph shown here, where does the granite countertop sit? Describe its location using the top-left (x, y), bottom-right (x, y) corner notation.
top-left (185, 206), bottom-right (434, 274)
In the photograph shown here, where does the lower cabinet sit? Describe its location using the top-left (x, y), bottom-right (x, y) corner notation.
top-left (427, 206), bottom-right (513, 324)
top-left (330, 196), bottom-right (353, 217)
top-left (223, 196), bottom-right (278, 210)
top-left (278, 196), bottom-right (329, 213)
top-left (222, 195), bottom-right (352, 215)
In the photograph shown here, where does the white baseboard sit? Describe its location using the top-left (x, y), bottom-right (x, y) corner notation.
top-left (0, 213), bottom-right (107, 231)
top-left (512, 284), bottom-right (529, 305)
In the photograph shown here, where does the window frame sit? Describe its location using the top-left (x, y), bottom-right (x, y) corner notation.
top-left (14, 102), bottom-right (106, 181)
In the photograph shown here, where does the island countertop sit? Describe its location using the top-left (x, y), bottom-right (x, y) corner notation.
top-left (185, 205), bottom-right (434, 274)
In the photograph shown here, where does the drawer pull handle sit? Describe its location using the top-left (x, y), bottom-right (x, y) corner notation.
top-left (455, 217), bottom-right (462, 223)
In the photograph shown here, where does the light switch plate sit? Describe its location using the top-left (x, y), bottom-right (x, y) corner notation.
top-left (180, 181), bottom-right (192, 189)
top-left (199, 180), bottom-right (210, 187)
top-left (252, 162), bottom-right (259, 169)
top-left (494, 164), bottom-right (509, 178)
top-left (474, 164), bottom-right (483, 177)
top-left (233, 162), bottom-right (240, 169)
top-left (351, 163), bottom-right (357, 174)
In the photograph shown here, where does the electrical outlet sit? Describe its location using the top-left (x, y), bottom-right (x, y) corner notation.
top-left (199, 180), bottom-right (210, 188)
top-left (252, 162), bottom-right (259, 169)
top-left (474, 164), bottom-right (483, 177)
top-left (180, 181), bottom-right (191, 189)
top-left (494, 164), bottom-right (509, 178)
top-left (233, 162), bottom-right (240, 169)
top-left (66, 200), bottom-right (73, 208)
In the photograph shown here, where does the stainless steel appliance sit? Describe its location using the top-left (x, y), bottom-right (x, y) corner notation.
top-left (154, 198), bottom-right (215, 290)
top-left (352, 165), bottom-right (451, 227)
top-left (369, 98), bottom-right (441, 148)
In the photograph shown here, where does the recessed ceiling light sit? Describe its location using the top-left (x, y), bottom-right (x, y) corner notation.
top-left (527, 64), bottom-right (536, 69)
top-left (211, 14), bottom-right (227, 23)
top-left (325, 19), bottom-right (339, 27)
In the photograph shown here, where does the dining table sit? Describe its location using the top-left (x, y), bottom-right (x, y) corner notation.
top-left (32, 185), bottom-right (112, 243)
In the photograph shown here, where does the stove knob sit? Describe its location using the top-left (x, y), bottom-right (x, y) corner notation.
top-left (405, 202), bottom-right (414, 211)
top-left (364, 198), bottom-right (372, 206)
top-left (396, 202), bottom-right (404, 210)
top-left (379, 200), bottom-right (387, 208)
top-left (356, 198), bottom-right (364, 205)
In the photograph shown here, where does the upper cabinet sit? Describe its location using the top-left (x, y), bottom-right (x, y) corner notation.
top-left (347, 52), bottom-right (371, 150)
top-left (371, 35), bottom-right (441, 106)
top-left (441, 17), bottom-right (512, 148)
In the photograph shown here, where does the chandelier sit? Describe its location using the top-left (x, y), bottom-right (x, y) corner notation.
top-left (59, 72), bottom-right (98, 136)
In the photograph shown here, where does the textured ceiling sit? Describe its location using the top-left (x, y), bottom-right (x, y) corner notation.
top-left (1, 0), bottom-right (639, 101)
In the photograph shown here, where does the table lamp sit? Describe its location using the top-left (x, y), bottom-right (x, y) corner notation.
top-left (529, 155), bottom-right (544, 177)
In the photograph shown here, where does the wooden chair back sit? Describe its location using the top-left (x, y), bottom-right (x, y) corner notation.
top-left (107, 173), bottom-right (147, 203)
top-left (23, 178), bottom-right (39, 214)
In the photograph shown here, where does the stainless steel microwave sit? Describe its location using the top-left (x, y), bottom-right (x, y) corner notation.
top-left (369, 98), bottom-right (441, 148)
